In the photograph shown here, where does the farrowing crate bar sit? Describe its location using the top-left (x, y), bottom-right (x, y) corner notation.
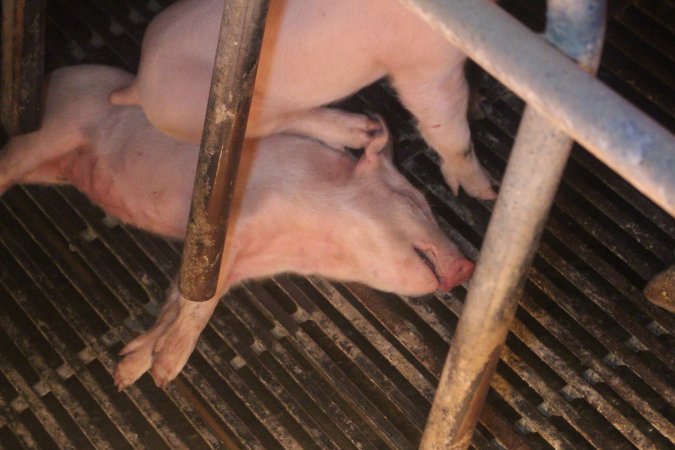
top-left (418, 1), bottom-right (607, 447)
top-left (1, 0), bottom-right (44, 135)
top-left (177, 0), bottom-right (270, 302)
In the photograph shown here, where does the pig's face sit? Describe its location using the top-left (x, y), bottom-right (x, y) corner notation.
top-left (334, 131), bottom-right (474, 296)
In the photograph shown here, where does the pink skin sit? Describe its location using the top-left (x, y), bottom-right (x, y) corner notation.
top-left (0, 65), bottom-right (473, 389)
top-left (109, 0), bottom-right (496, 200)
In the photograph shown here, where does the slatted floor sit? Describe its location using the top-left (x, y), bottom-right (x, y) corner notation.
top-left (0, 0), bottom-right (673, 448)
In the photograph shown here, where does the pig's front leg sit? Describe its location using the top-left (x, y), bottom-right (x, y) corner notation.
top-left (273, 107), bottom-right (382, 150)
top-left (391, 64), bottom-right (496, 200)
top-left (114, 285), bottom-right (219, 390)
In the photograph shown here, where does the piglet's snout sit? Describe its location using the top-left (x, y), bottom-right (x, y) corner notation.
top-left (438, 258), bottom-right (475, 292)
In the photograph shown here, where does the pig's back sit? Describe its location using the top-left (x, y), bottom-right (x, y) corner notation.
top-left (134, 0), bottom-right (461, 139)
top-left (256, 0), bottom-right (461, 111)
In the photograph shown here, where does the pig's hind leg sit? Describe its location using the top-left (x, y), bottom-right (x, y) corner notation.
top-left (274, 107), bottom-right (383, 150)
top-left (390, 65), bottom-right (496, 200)
top-left (114, 285), bottom-right (219, 390)
top-left (0, 131), bottom-right (78, 194)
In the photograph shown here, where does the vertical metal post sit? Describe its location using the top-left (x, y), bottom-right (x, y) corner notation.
top-left (419, 1), bottom-right (606, 448)
top-left (1, 0), bottom-right (45, 135)
top-left (178, 0), bottom-right (270, 301)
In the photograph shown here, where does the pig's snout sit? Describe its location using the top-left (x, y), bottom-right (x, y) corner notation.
top-left (439, 258), bottom-right (474, 291)
top-left (413, 246), bottom-right (474, 292)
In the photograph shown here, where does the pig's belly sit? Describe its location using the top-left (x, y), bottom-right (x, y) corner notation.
top-left (69, 115), bottom-right (195, 239)
top-left (62, 154), bottom-right (186, 238)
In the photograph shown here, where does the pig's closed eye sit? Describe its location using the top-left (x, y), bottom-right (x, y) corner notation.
top-left (413, 246), bottom-right (439, 280)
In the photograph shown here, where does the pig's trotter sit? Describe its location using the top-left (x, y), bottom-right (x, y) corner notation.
top-left (114, 289), bottom-right (181, 389)
top-left (149, 304), bottom-right (212, 387)
top-left (390, 62), bottom-right (497, 199)
top-left (114, 298), bottom-right (178, 390)
top-left (441, 143), bottom-right (497, 200)
top-left (114, 289), bottom-right (219, 390)
top-left (114, 339), bottom-right (156, 390)
top-left (278, 108), bottom-right (383, 150)
top-left (148, 295), bottom-right (219, 388)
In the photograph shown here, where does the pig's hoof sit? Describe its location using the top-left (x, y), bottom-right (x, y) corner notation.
top-left (442, 154), bottom-right (496, 200)
top-left (114, 294), bottom-right (216, 390)
top-left (291, 108), bottom-right (383, 150)
top-left (114, 332), bottom-right (159, 390)
top-left (329, 114), bottom-right (383, 150)
top-left (470, 184), bottom-right (498, 201)
top-left (114, 322), bottom-right (200, 390)
top-left (444, 171), bottom-right (496, 200)
top-left (148, 324), bottom-right (202, 388)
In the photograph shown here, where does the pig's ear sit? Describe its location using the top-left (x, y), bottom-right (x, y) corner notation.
top-left (363, 115), bottom-right (393, 162)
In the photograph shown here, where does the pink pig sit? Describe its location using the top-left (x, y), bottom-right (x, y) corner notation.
top-left (110, 0), bottom-right (496, 200)
top-left (0, 65), bottom-right (474, 389)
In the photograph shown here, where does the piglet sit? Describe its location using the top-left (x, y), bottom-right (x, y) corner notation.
top-left (110, 0), bottom-right (496, 200)
top-left (0, 65), bottom-right (474, 389)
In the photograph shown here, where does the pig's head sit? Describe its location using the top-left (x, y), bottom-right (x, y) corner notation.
top-left (227, 119), bottom-right (474, 296)
top-left (330, 119), bottom-right (475, 296)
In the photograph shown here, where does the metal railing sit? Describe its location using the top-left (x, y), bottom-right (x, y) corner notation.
top-left (177, 0), bottom-right (270, 301)
top-left (413, 1), bottom-right (608, 447)
top-left (398, 0), bottom-right (674, 217)
top-left (1, 0), bottom-right (44, 135)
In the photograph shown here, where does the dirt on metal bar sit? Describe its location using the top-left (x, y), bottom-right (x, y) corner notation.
top-left (1, 0), bottom-right (45, 134)
top-left (178, 0), bottom-right (270, 301)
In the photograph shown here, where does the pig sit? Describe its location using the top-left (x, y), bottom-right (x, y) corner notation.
top-left (0, 65), bottom-right (475, 389)
top-left (110, 0), bottom-right (497, 200)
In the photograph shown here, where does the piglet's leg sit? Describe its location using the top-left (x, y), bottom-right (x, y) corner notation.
top-left (0, 127), bottom-right (80, 194)
top-left (0, 134), bottom-right (55, 194)
top-left (0, 143), bottom-right (17, 194)
top-left (114, 285), bottom-right (219, 390)
top-left (391, 64), bottom-right (496, 200)
top-left (274, 107), bottom-right (382, 150)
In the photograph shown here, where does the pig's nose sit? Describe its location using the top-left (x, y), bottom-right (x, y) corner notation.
top-left (439, 259), bottom-right (475, 291)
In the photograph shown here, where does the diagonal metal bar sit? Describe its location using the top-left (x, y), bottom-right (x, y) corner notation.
top-left (418, 1), bottom-right (607, 448)
top-left (178, 0), bottom-right (270, 301)
top-left (398, 0), bottom-right (674, 217)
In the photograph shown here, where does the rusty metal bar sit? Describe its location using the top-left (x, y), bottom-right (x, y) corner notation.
top-left (398, 0), bottom-right (675, 217)
top-left (419, 1), bottom-right (606, 448)
top-left (1, 0), bottom-right (45, 135)
top-left (178, 0), bottom-right (270, 301)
